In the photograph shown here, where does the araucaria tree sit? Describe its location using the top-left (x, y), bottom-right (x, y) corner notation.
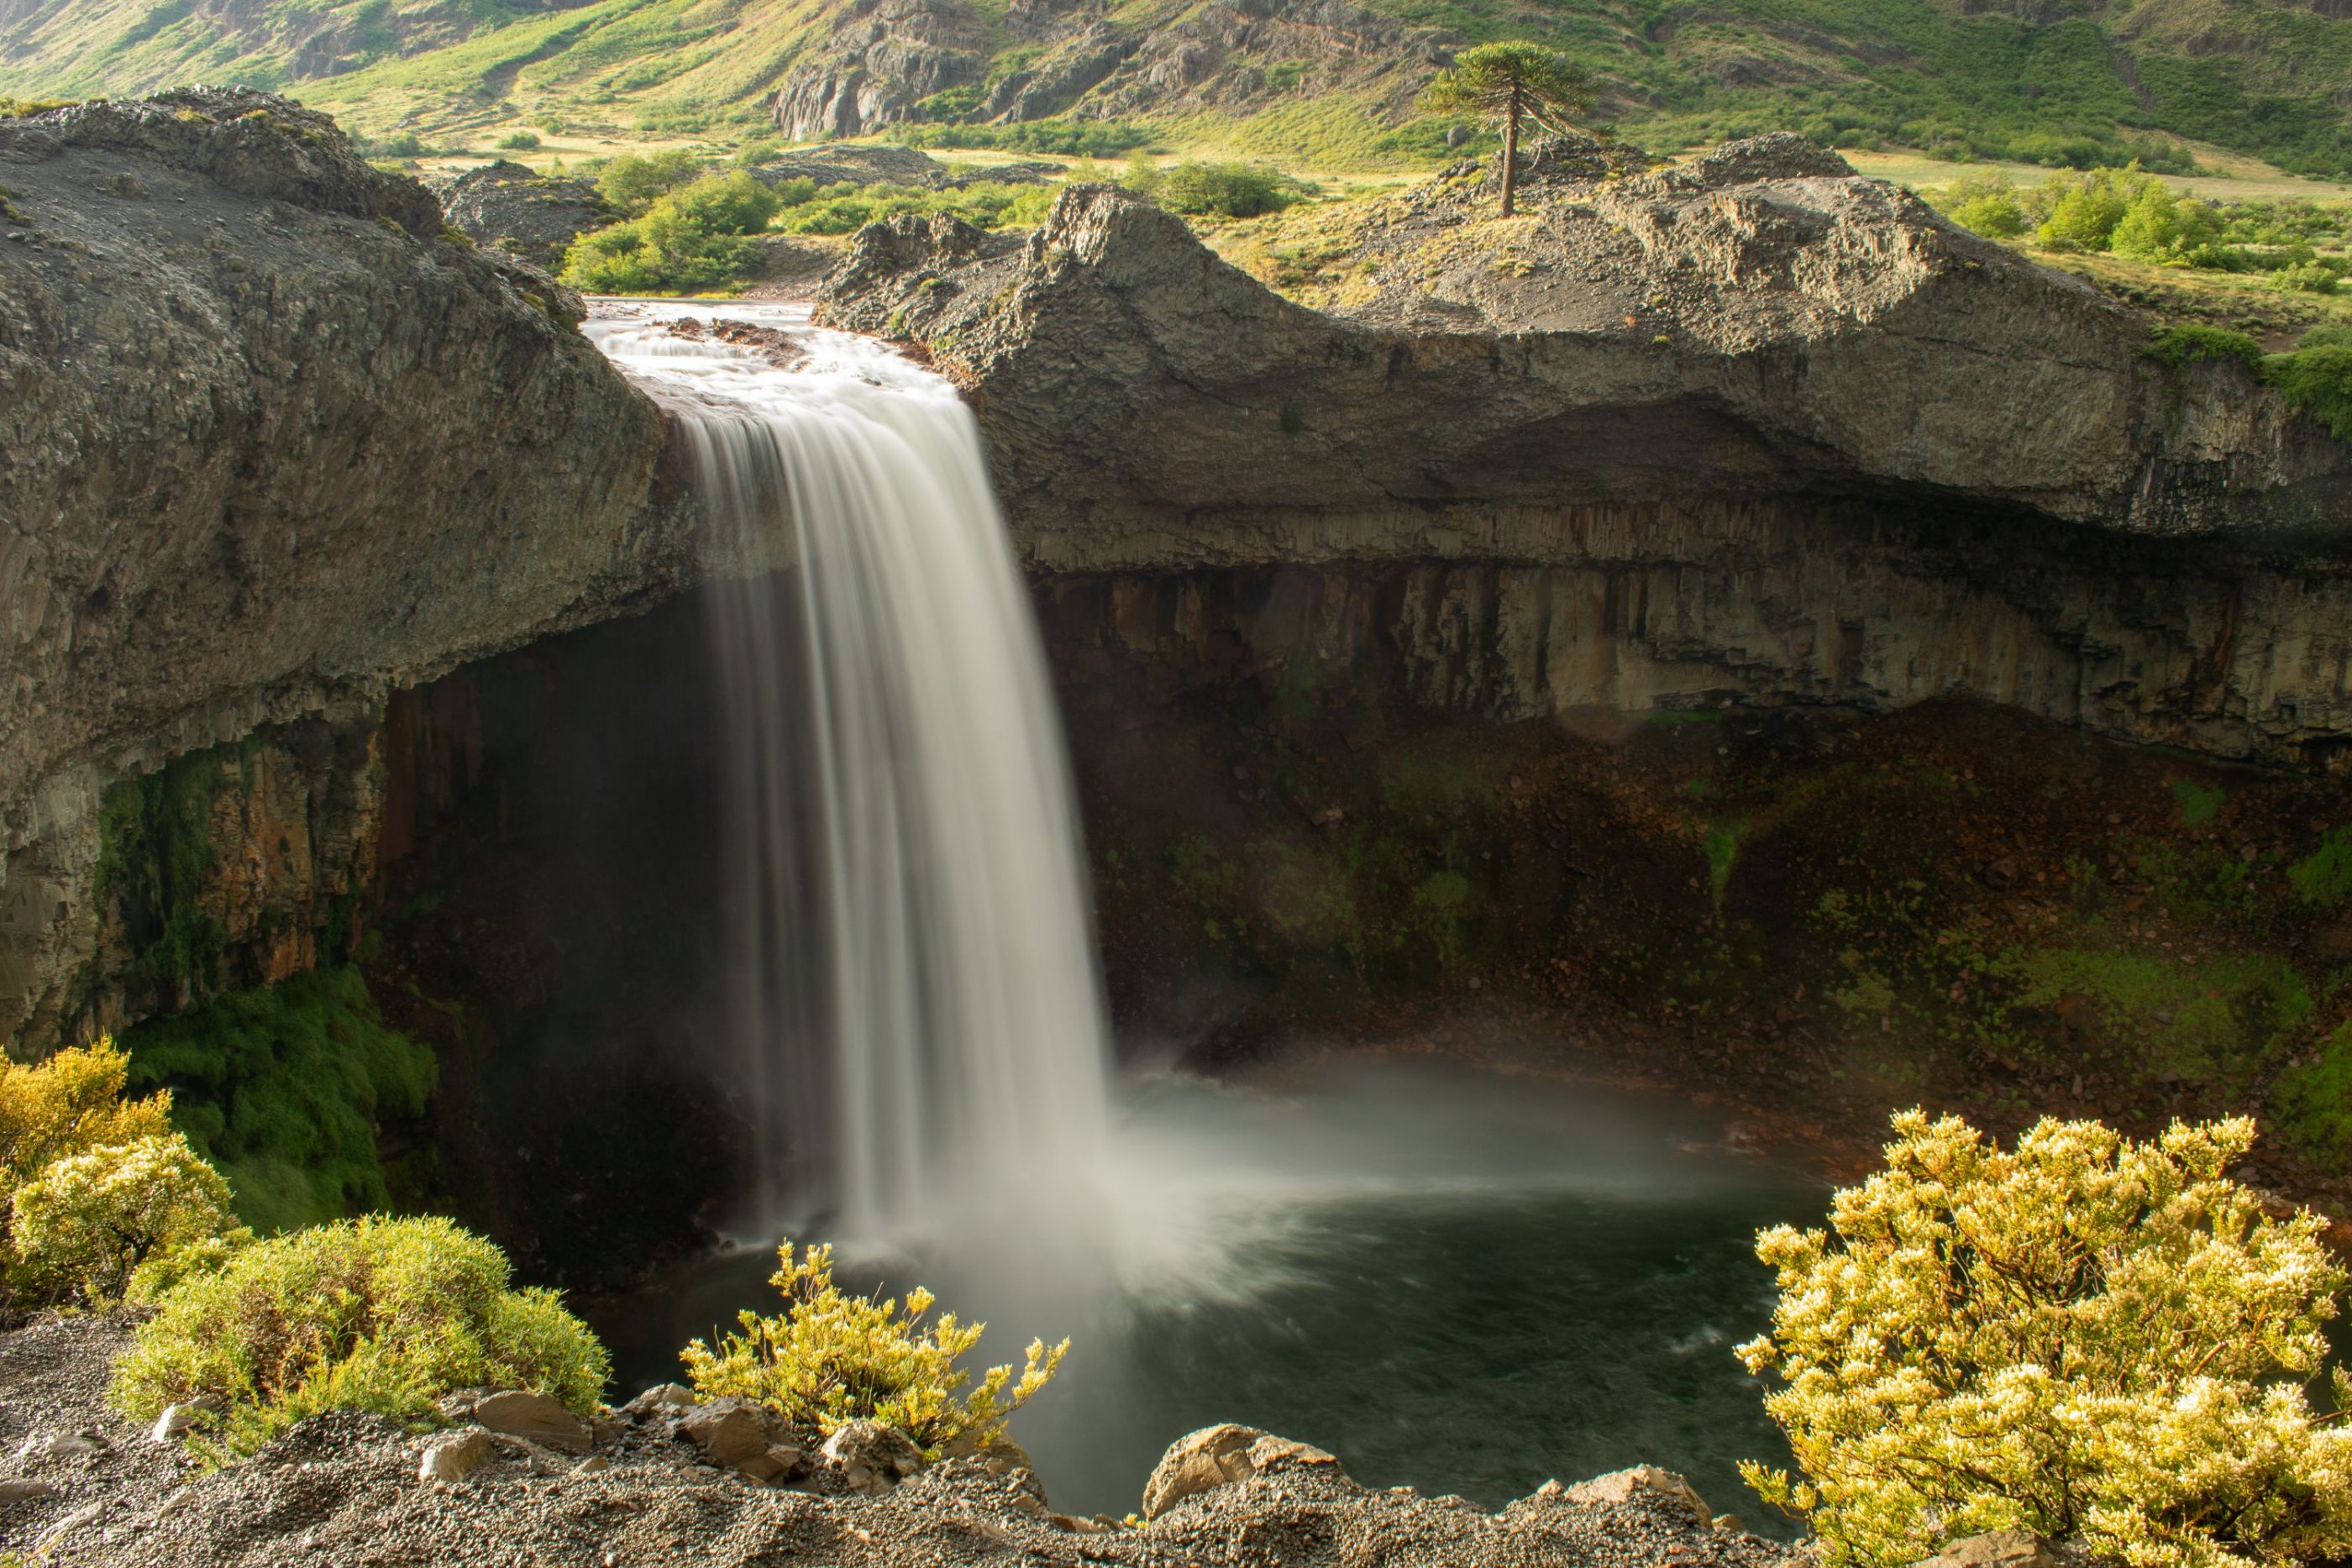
top-left (1739, 1111), bottom-right (2352, 1568)
top-left (1419, 44), bottom-right (1594, 217)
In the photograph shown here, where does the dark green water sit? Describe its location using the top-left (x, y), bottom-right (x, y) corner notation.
top-left (592, 1061), bottom-right (1819, 1525)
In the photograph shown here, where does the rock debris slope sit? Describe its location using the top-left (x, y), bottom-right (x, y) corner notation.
top-left (0, 1314), bottom-right (1805, 1568)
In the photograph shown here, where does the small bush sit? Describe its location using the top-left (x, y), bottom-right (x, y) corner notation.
top-left (13, 1134), bottom-right (239, 1305)
top-left (1739, 1110), bottom-right (2352, 1568)
top-left (680, 1240), bottom-right (1066, 1456)
top-left (2144, 323), bottom-right (2265, 372)
top-left (1929, 169), bottom-right (2028, 239)
top-left (497, 130), bottom-right (542, 151)
top-left (1124, 160), bottom-right (1316, 219)
top-left (113, 1215), bottom-right (608, 1460)
top-left (563, 170), bottom-right (783, 293)
top-left (594, 149), bottom-right (706, 215)
top-left (2109, 182), bottom-right (2224, 265)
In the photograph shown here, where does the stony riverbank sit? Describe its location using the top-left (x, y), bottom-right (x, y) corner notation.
top-left (0, 1314), bottom-right (1807, 1568)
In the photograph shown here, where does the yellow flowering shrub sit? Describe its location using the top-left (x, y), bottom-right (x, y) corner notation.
top-left (13, 1133), bottom-right (240, 1304)
top-left (0, 1038), bottom-right (173, 1193)
top-left (0, 1039), bottom-right (241, 1308)
top-left (1739, 1111), bottom-right (2352, 1568)
top-left (680, 1240), bottom-right (1067, 1455)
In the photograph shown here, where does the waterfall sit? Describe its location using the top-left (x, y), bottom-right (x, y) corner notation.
top-left (585, 302), bottom-right (1113, 1244)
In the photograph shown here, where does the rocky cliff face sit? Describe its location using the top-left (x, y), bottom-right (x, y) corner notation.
top-left (815, 145), bottom-right (2352, 765)
top-left (0, 89), bottom-right (675, 1051)
top-left (766, 0), bottom-right (1451, 139)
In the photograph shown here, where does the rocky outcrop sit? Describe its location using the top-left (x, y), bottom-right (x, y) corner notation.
top-left (815, 155), bottom-right (2352, 766)
top-left (0, 89), bottom-right (675, 1050)
top-left (819, 161), bottom-right (2352, 544)
top-left (434, 160), bottom-right (614, 272)
top-left (764, 0), bottom-right (1451, 138)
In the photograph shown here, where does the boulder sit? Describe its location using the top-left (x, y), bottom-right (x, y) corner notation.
top-left (467, 1390), bottom-right (591, 1455)
top-left (434, 159), bottom-right (613, 273)
top-left (1562, 1466), bottom-right (1714, 1527)
top-left (0, 1478), bottom-right (58, 1505)
top-left (1141, 1424), bottom-right (1264, 1518)
top-left (622, 1383), bottom-right (699, 1419)
top-left (676, 1398), bottom-right (808, 1484)
top-left (417, 1429), bottom-right (493, 1485)
top-left (819, 1420), bottom-right (924, 1494)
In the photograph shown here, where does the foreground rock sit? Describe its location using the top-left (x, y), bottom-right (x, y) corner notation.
top-left (0, 89), bottom-right (674, 1050)
top-left (0, 1315), bottom-right (1805, 1568)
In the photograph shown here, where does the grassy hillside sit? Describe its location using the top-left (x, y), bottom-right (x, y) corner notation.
top-left (7, 0), bottom-right (2352, 177)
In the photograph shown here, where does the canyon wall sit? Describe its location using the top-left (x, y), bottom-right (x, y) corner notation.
top-left (8, 100), bottom-right (2352, 1057)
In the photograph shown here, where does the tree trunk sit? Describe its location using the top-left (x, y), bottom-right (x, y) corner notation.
top-left (1501, 87), bottom-right (1520, 217)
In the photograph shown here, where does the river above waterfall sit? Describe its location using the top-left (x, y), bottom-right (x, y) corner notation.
top-left (589, 1057), bottom-right (1818, 1526)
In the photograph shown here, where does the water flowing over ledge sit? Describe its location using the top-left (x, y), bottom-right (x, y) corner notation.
top-left (585, 303), bottom-right (1115, 1246)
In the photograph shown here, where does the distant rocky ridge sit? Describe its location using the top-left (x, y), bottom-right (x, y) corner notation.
top-left (766, 0), bottom-right (1452, 140)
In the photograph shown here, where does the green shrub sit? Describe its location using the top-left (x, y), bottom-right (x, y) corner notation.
top-left (2034, 165), bottom-right (2155, 251)
top-left (562, 170), bottom-right (784, 294)
top-left (112, 1216), bottom-right (608, 1460)
top-left (680, 1240), bottom-right (1065, 1457)
top-left (13, 1133), bottom-right (239, 1305)
top-left (2265, 344), bottom-right (2352, 441)
top-left (122, 966), bottom-right (437, 1235)
top-left (0, 1038), bottom-right (237, 1308)
top-left (769, 179), bottom-right (1053, 237)
top-left (1124, 160), bottom-right (1317, 219)
top-left (497, 129), bottom-right (542, 151)
top-left (2108, 182), bottom-right (2224, 265)
top-left (2144, 323), bottom-right (2265, 372)
top-left (1932, 170), bottom-right (2028, 239)
top-left (1740, 1111), bottom-right (2352, 1568)
top-left (594, 148), bottom-right (706, 215)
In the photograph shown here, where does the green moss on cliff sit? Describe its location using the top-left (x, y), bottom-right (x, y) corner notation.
top-left (95, 748), bottom-right (230, 1000)
top-left (120, 966), bottom-right (438, 1235)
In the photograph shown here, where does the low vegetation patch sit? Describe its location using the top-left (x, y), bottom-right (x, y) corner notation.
top-left (1741, 1111), bottom-right (2352, 1568)
top-left (121, 965), bottom-right (438, 1235)
top-left (1121, 160), bottom-right (1318, 219)
top-left (681, 1240), bottom-right (1065, 1457)
top-left (113, 1215), bottom-right (607, 1460)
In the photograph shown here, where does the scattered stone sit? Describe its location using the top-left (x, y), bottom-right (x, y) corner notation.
top-left (417, 1429), bottom-right (494, 1485)
top-left (0, 1479), bottom-right (57, 1505)
top-left (148, 1405), bottom-right (202, 1445)
top-left (676, 1399), bottom-right (807, 1483)
top-left (1909, 1532), bottom-right (2060, 1568)
top-left (622, 1383), bottom-right (699, 1419)
top-left (1563, 1466), bottom-right (1713, 1526)
top-left (1142, 1424), bottom-right (1264, 1518)
top-left (469, 1390), bottom-right (591, 1455)
top-left (819, 1421), bottom-right (922, 1495)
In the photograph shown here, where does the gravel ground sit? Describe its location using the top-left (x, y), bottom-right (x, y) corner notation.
top-left (0, 1315), bottom-right (1813, 1568)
